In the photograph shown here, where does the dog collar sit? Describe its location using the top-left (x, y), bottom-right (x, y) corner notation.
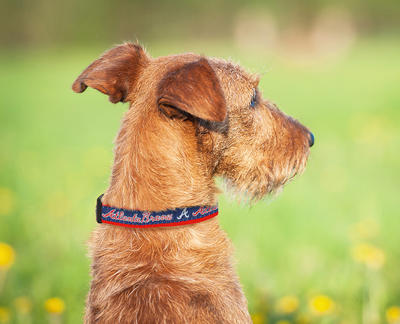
top-left (96, 194), bottom-right (218, 228)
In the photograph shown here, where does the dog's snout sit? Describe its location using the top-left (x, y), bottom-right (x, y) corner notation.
top-left (308, 131), bottom-right (315, 147)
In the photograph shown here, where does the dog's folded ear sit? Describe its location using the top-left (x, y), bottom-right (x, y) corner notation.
top-left (72, 43), bottom-right (148, 103)
top-left (157, 58), bottom-right (227, 122)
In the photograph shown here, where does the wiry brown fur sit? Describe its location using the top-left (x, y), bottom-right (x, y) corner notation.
top-left (72, 43), bottom-right (312, 324)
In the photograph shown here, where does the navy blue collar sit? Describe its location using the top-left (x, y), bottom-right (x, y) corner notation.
top-left (96, 194), bottom-right (218, 228)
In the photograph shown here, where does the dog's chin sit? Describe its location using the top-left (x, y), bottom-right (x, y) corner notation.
top-left (221, 178), bottom-right (280, 206)
top-left (221, 157), bottom-right (309, 205)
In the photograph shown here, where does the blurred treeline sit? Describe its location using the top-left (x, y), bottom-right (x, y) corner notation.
top-left (1, 0), bottom-right (400, 47)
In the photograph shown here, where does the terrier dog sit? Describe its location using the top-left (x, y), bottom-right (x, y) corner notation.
top-left (72, 43), bottom-right (313, 324)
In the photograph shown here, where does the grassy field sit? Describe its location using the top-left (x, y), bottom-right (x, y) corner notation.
top-left (0, 38), bottom-right (399, 323)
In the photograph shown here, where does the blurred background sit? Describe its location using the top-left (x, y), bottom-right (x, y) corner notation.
top-left (0, 0), bottom-right (399, 323)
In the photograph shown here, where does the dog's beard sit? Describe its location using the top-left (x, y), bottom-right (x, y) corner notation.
top-left (220, 150), bottom-right (309, 205)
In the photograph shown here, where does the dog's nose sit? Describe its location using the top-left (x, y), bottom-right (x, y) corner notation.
top-left (308, 131), bottom-right (315, 147)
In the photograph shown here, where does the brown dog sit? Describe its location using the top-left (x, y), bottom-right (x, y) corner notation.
top-left (72, 43), bottom-right (313, 324)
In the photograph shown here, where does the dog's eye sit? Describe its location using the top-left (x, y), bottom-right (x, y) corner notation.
top-left (250, 89), bottom-right (257, 108)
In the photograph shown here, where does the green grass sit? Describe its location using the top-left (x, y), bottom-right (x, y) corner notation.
top-left (0, 38), bottom-right (399, 323)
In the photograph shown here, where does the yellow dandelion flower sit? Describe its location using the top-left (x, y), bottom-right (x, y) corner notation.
top-left (251, 312), bottom-right (265, 324)
top-left (0, 187), bottom-right (15, 215)
top-left (0, 307), bottom-right (10, 323)
top-left (44, 298), bottom-right (65, 314)
top-left (296, 314), bottom-right (311, 324)
top-left (276, 321), bottom-right (291, 324)
top-left (386, 306), bottom-right (400, 324)
top-left (309, 295), bottom-right (335, 315)
top-left (276, 295), bottom-right (299, 314)
top-left (352, 242), bottom-right (385, 269)
top-left (0, 243), bottom-right (15, 269)
top-left (14, 297), bottom-right (32, 314)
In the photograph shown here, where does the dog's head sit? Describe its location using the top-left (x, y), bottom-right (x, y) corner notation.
top-left (72, 43), bottom-right (313, 202)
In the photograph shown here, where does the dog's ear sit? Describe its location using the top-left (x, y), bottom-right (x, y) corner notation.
top-left (72, 43), bottom-right (148, 103)
top-left (157, 58), bottom-right (227, 122)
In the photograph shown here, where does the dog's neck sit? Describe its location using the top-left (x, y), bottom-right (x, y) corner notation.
top-left (102, 109), bottom-right (218, 212)
top-left (85, 97), bottom-right (237, 321)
